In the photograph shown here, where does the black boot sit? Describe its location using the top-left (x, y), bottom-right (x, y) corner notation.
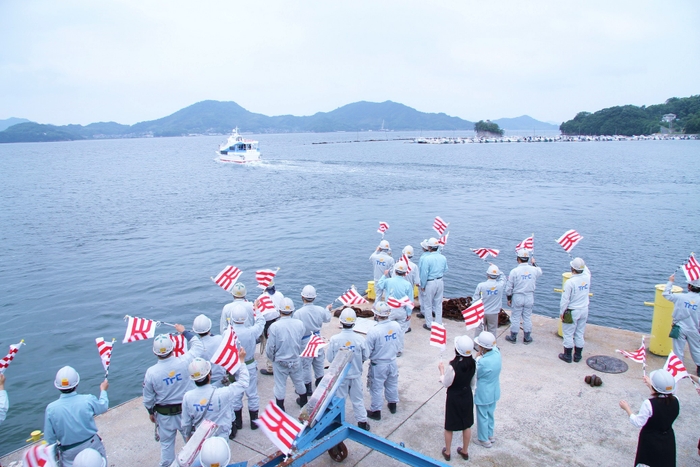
top-left (558, 347), bottom-right (573, 363)
top-left (229, 423), bottom-right (238, 439)
top-left (234, 410), bottom-right (243, 430)
top-left (573, 347), bottom-right (583, 362)
top-left (367, 409), bottom-right (381, 420)
top-left (505, 331), bottom-right (517, 344)
top-left (358, 421), bottom-right (370, 431)
top-left (305, 382), bottom-right (313, 396)
top-left (388, 402), bottom-right (397, 414)
top-left (523, 332), bottom-right (533, 344)
top-left (249, 410), bottom-right (259, 430)
top-left (296, 393), bottom-right (308, 407)
top-left (315, 376), bottom-right (324, 388)
top-left (276, 398), bottom-right (285, 411)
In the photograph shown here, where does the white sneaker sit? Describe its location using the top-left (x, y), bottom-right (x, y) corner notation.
top-left (474, 439), bottom-right (492, 448)
top-left (489, 436), bottom-right (496, 444)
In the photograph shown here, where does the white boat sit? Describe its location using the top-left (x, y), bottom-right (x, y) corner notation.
top-left (216, 128), bottom-right (261, 163)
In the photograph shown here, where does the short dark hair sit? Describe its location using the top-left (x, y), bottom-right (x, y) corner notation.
top-left (59, 387), bottom-right (77, 394)
top-left (194, 374), bottom-right (211, 387)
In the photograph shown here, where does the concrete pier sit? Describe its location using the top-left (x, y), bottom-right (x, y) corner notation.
top-left (3, 312), bottom-right (699, 466)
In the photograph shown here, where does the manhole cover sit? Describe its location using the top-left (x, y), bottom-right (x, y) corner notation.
top-left (586, 355), bottom-right (628, 374)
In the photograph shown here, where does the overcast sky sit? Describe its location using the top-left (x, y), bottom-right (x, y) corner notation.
top-left (1, 1), bottom-right (698, 126)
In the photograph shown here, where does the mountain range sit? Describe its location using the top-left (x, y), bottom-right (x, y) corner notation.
top-left (0, 100), bottom-right (558, 143)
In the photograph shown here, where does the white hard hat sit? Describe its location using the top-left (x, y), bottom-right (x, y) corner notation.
top-left (73, 448), bottom-right (106, 467)
top-left (516, 248), bottom-right (530, 259)
top-left (379, 240), bottom-right (390, 250)
top-left (301, 285), bottom-right (317, 299)
top-left (570, 257), bottom-right (585, 272)
top-left (454, 335), bottom-right (474, 357)
top-left (427, 238), bottom-right (439, 248)
top-left (372, 301), bottom-right (391, 317)
top-left (188, 358), bottom-right (212, 382)
top-left (649, 369), bottom-right (675, 394)
top-left (153, 334), bottom-right (174, 356)
top-left (402, 245), bottom-right (414, 258)
top-left (279, 297), bottom-right (295, 314)
top-left (487, 265), bottom-right (500, 278)
top-left (690, 279), bottom-right (700, 288)
top-left (394, 261), bottom-right (408, 274)
top-left (231, 282), bottom-right (247, 298)
top-left (54, 366), bottom-right (80, 390)
top-left (199, 436), bottom-right (231, 467)
top-left (230, 302), bottom-right (248, 324)
top-left (420, 239), bottom-right (429, 250)
top-left (339, 307), bottom-right (357, 325)
top-left (193, 314), bottom-right (212, 334)
top-left (474, 331), bottom-right (497, 350)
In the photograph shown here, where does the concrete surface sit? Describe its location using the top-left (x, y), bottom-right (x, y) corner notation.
top-left (3, 311), bottom-right (699, 467)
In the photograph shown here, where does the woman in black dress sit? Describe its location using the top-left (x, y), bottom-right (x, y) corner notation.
top-left (619, 369), bottom-right (680, 467)
top-left (438, 335), bottom-right (476, 461)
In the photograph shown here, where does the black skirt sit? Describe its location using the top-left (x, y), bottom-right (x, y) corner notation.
top-left (634, 396), bottom-right (679, 467)
top-left (444, 356), bottom-right (475, 431)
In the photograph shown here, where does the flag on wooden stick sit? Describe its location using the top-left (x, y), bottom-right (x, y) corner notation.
top-left (95, 338), bottom-right (114, 375)
top-left (123, 315), bottom-right (157, 343)
top-left (338, 287), bottom-right (368, 306)
top-left (429, 323), bottom-right (447, 350)
top-left (663, 351), bottom-right (689, 382)
top-left (300, 335), bottom-right (328, 358)
top-left (377, 221), bottom-right (390, 236)
top-left (255, 400), bottom-right (306, 455)
top-left (210, 326), bottom-right (241, 374)
top-left (0, 340), bottom-right (24, 374)
top-left (433, 217), bottom-right (449, 236)
top-left (515, 235), bottom-right (534, 251)
top-left (682, 253), bottom-right (700, 282)
top-left (256, 269), bottom-right (277, 289)
top-left (556, 229), bottom-right (583, 253)
top-left (387, 296), bottom-right (414, 310)
top-left (461, 299), bottom-right (485, 330)
top-left (211, 265), bottom-right (242, 292)
top-left (472, 248), bottom-right (499, 259)
top-left (169, 333), bottom-right (188, 357)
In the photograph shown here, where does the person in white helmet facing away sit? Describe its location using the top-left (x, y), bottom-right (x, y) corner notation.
top-left (43, 366), bottom-right (109, 466)
top-left (473, 264), bottom-right (506, 336)
top-left (377, 261), bottom-right (413, 354)
top-left (664, 273), bottom-right (700, 376)
top-left (365, 301), bottom-right (401, 421)
top-left (259, 279), bottom-right (285, 377)
top-left (415, 239), bottom-right (430, 319)
top-left (72, 448), bottom-right (106, 467)
top-left (0, 373), bottom-right (8, 426)
top-left (327, 307), bottom-right (371, 431)
top-left (199, 436), bottom-right (230, 467)
top-left (619, 369), bottom-right (679, 467)
top-left (220, 282), bottom-right (254, 333)
top-left (230, 302), bottom-right (266, 433)
top-left (293, 285), bottom-right (332, 396)
top-left (438, 335), bottom-right (476, 462)
top-left (265, 297), bottom-right (307, 411)
top-left (370, 240), bottom-right (395, 297)
top-left (181, 350), bottom-right (249, 441)
top-left (473, 331), bottom-right (501, 449)
top-left (192, 314), bottom-right (226, 387)
top-left (504, 248), bottom-right (542, 344)
top-left (558, 257), bottom-right (591, 363)
top-left (402, 245), bottom-right (420, 292)
top-left (418, 237), bottom-right (448, 330)
top-left (143, 324), bottom-right (204, 467)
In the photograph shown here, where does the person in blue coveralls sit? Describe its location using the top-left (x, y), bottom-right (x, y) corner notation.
top-left (419, 237), bottom-right (448, 330)
top-left (558, 257), bottom-right (591, 363)
top-left (504, 249), bottom-right (542, 344)
top-left (294, 285), bottom-right (332, 395)
top-left (143, 325), bottom-right (204, 467)
top-left (370, 240), bottom-right (395, 299)
top-left (377, 261), bottom-right (413, 355)
top-left (664, 273), bottom-right (700, 376)
top-left (473, 264), bottom-right (506, 335)
top-left (473, 331), bottom-right (501, 449)
top-left (43, 366), bottom-right (109, 467)
top-left (365, 301), bottom-right (402, 421)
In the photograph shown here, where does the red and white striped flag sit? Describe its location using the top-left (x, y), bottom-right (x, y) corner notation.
top-left (169, 333), bottom-right (188, 357)
top-left (616, 344), bottom-right (646, 363)
top-left (461, 299), bottom-right (485, 330)
top-left (664, 351), bottom-right (689, 382)
top-left (515, 236), bottom-right (534, 251)
top-left (300, 334), bottom-right (328, 358)
top-left (123, 316), bottom-right (157, 343)
top-left (377, 222), bottom-right (390, 235)
top-left (400, 253), bottom-right (412, 271)
top-left (472, 248), bottom-right (499, 259)
top-left (256, 269), bottom-right (277, 289)
top-left (387, 296), bottom-right (414, 310)
top-left (433, 216), bottom-right (448, 236)
top-left (212, 265), bottom-right (242, 292)
top-left (255, 294), bottom-right (277, 317)
top-left (429, 323), bottom-right (447, 350)
top-left (95, 338), bottom-right (114, 373)
top-left (556, 229), bottom-right (583, 253)
top-left (22, 444), bottom-right (59, 467)
top-left (255, 400), bottom-right (306, 455)
top-left (210, 326), bottom-right (241, 374)
top-left (0, 340), bottom-right (24, 374)
top-left (338, 287), bottom-right (368, 306)
top-left (682, 253), bottom-right (700, 282)
top-left (438, 232), bottom-right (450, 246)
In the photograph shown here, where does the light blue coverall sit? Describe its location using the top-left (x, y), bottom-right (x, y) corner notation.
top-left (366, 319), bottom-right (401, 412)
top-left (266, 315), bottom-right (306, 400)
top-left (232, 313), bottom-right (266, 412)
top-left (663, 281), bottom-right (700, 368)
top-left (474, 347), bottom-right (502, 443)
top-left (505, 263), bottom-right (542, 335)
top-left (560, 267), bottom-right (591, 349)
top-left (294, 303), bottom-right (332, 385)
top-left (327, 328), bottom-right (370, 423)
top-left (418, 250), bottom-right (448, 328)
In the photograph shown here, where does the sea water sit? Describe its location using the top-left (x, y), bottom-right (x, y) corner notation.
top-left (0, 132), bottom-right (698, 454)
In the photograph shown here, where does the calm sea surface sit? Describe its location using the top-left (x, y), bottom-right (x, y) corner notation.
top-left (0, 132), bottom-right (698, 454)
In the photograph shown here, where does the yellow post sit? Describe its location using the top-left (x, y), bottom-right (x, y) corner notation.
top-left (26, 430), bottom-right (43, 442)
top-left (366, 281), bottom-right (376, 301)
top-left (554, 272), bottom-right (572, 337)
top-left (644, 284), bottom-right (681, 356)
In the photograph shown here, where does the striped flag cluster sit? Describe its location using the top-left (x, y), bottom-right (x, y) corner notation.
top-left (616, 343), bottom-right (646, 363)
top-left (377, 221), bottom-right (390, 235)
top-left (95, 338), bottom-right (114, 373)
top-left (300, 334), bottom-right (328, 358)
top-left (515, 235), bottom-right (534, 251)
top-left (169, 333), bottom-right (188, 357)
top-left (0, 340), bottom-right (24, 374)
top-left (472, 248), bottom-right (499, 259)
top-left (438, 232), bottom-right (449, 246)
top-left (212, 265), bottom-right (242, 292)
top-left (429, 323), bottom-right (447, 350)
top-left (664, 351), bottom-right (689, 382)
top-left (387, 296), bottom-right (414, 310)
top-left (461, 299), bottom-right (485, 330)
top-left (400, 253), bottom-right (412, 271)
top-left (556, 229), bottom-right (583, 253)
top-left (682, 253), bottom-right (700, 282)
top-left (255, 400), bottom-right (306, 455)
top-left (210, 326), bottom-right (241, 374)
top-left (433, 216), bottom-right (448, 236)
top-left (338, 287), bottom-right (368, 306)
top-left (122, 316), bottom-right (157, 343)
top-left (22, 444), bottom-right (59, 467)
top-left (256, 269), bottom-right (277, 289)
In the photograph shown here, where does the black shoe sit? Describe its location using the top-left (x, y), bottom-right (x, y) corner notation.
top-left (296, 393), bottom-right (308, 408)
top-left (573, 347), bottom-right (583, 362)
top-left (523, 332), bottom-right (533, 344)
top-left (558, 347), bottom-right (573, 363)
top-left (260, 368), bottom-right (274, 376)
top-left (367, 410), bottom-right (381, 420)
top-left (234, 410), bottom-right (243, 430)
top-left (388, 402), bottom-right (397, 414)
top-left (416, 313), bottom-right (425, 319)
top-left (276, 398), bottom-right (285, 411)
top-left (405, 327), bottom-right (412, 333)
top-left (423, 323), bottom-right (431, 330)
top-left (229, 423), bottom-right (237, 440)
top-left (315, 376), bottom-right (324, 388)
top-left (249, 410), bottom-right (259, 430)
top-left (358, 421), bottom-right (370, 431)
top-left (505, 332), bottom-right (517, 343)
top-left (305, 382), bottom-right (313, 396)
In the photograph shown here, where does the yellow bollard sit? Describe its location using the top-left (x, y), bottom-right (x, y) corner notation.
top-left (554, 272), bottom-right (572, 337)
top-left (644, 284), bottom-right (681, 356)
top-left (26, 430), bottom-right (43, 442)
top-left (366, 281), bottom-right (376, 301)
